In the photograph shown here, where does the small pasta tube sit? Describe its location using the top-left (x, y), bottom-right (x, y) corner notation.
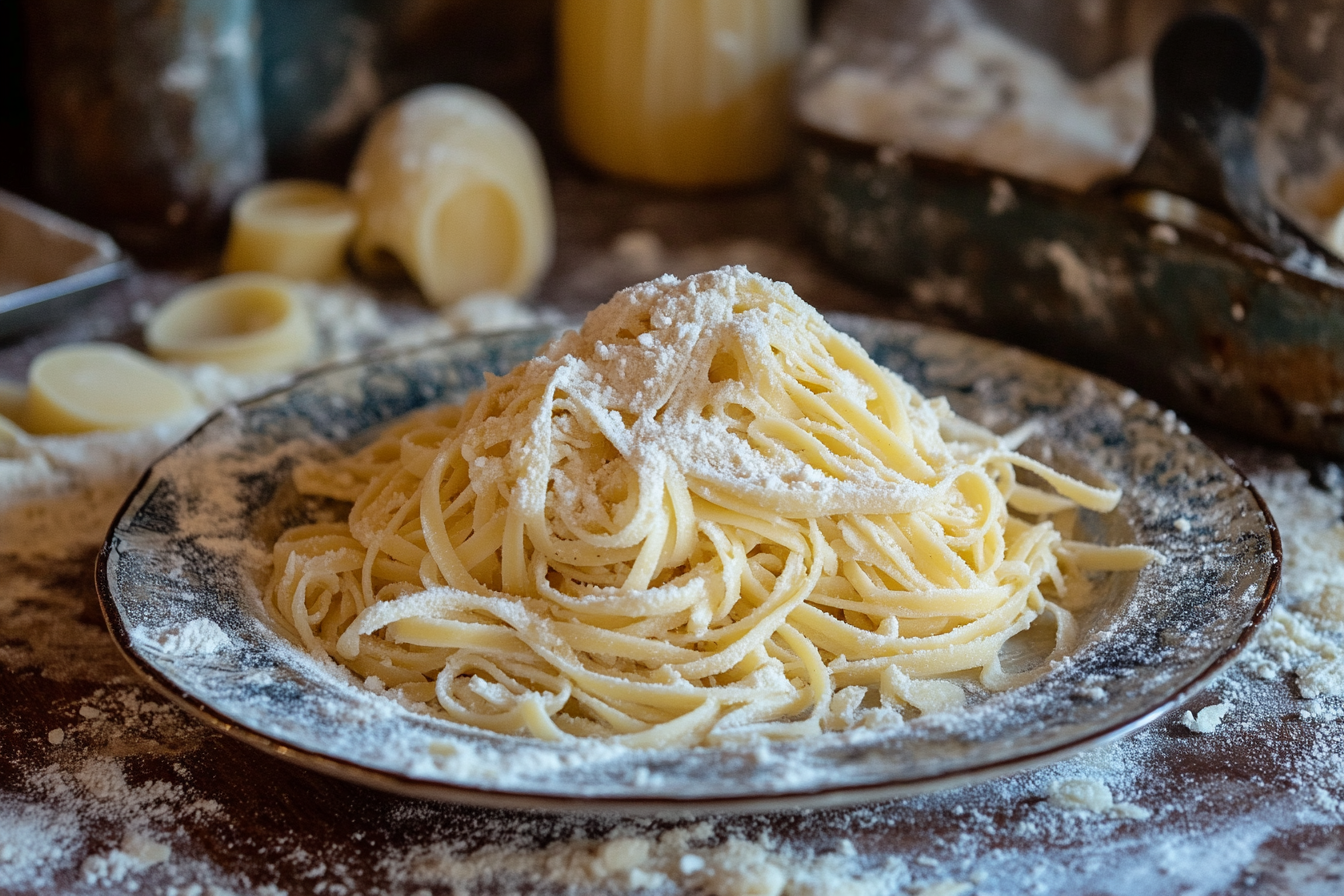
top-left (557, 0), bottom-right (806, 188)
top-left (221, 180), bottom-right (358, 281)
top-left (145, 273), bottom-right (316, 374)
top-left (26, 344), bottom-right (196, 434)
top-left (349, 85), bottom-right (555, 307)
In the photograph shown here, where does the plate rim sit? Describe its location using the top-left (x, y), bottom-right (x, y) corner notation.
top-left (94, 318), bottom-right (1283, 815)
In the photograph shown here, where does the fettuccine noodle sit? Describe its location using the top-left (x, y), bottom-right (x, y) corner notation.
top-left (264, 268), bottom-right (1151, 747)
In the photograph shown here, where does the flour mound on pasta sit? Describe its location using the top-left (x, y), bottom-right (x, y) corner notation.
top-left (266, 267), bottom-right (1145, 747)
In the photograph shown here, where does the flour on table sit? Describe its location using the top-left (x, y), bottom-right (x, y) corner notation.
top-left (0, 799), bottom-right (83, 892)
top-left (443, 291), bottom-right (542, 334)
top-left (80, 831), bottom-right (171, 888)
top-left (1047, 778), bottom-right (1151, 820)
top-left (1180, 702), bottom-right (1233, 734)
top-left (1244, 468), bottom-right (1344, 698)
top-left (384, 821), bottom-right (908, 896)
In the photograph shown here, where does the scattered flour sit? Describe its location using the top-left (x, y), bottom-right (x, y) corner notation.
top-left (1046, 779), bottom-right (1151, 820)
top-left (0, 799), bottom-right (83, 891)
top-left (387, 824), bottom-right (908, 896)
top-left (1245, 468), bottom-right (1344, 698)
top-left (1298, 656), bottom-right (1344, 700)
top-left (80, 831), bottom-right (171, 888)
top-left (443, 291), bottom-right (542, 334)
top-left (1180, 703), bottom-right (1233, 734)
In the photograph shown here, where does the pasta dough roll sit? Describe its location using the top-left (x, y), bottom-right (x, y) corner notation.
top-left (349, 85), bottom-right (555, 306)
top-left (146, 273), bottom-right (316, 374)
top-left (222, 180), bottom-right (357, 281)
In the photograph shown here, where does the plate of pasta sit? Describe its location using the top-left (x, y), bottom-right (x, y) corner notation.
top-left (97, 268), bottom-right (1279, 813)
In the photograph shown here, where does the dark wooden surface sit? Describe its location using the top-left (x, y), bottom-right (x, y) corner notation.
top-left (2, 172), bottom-right (1343, 895)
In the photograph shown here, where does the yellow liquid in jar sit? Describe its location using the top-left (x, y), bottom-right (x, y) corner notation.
top-left (558, 0), bottom-right (806, 188)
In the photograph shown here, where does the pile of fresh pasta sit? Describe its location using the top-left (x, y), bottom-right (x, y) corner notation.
top-left (265, 267), bottom-right (1150, 748)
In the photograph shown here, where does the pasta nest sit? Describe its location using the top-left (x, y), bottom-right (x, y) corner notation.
top-left (265, 267), bottom-right (1146, 747)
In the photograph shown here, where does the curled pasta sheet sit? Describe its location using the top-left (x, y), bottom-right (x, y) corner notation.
top-left (265, 267), bottom-right (1149, 747)
top-left (348, 85), bottom-right (555, 306)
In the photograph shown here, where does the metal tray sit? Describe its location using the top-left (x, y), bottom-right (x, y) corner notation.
top-left (0, 189), bottom-right (131, 340)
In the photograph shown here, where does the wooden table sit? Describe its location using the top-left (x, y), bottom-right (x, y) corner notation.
top-left (2, 171), bottom-right (1342, 895)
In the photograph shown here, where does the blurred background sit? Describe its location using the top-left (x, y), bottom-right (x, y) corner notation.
top-left (0, 0), bottom-right (558, 256)
top-left (2, 0), bottom-right (1344, 444)
top-left (1, 0), bottom-right (1341, 255)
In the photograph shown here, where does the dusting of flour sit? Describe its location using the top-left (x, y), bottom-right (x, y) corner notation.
top-left (509, 266), bottom-right (931, 514)
top-left (1243, 467), bottom-right (1344, 699)
top-left (136, 619), bottom-right (231, 657)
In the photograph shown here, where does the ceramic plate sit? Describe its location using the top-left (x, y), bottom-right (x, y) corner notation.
top-left (96, 317), bottom-right (1280, 814)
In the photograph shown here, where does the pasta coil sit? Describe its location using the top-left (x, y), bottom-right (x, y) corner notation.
top-left (265, 268), bottom-right (1150, 747)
